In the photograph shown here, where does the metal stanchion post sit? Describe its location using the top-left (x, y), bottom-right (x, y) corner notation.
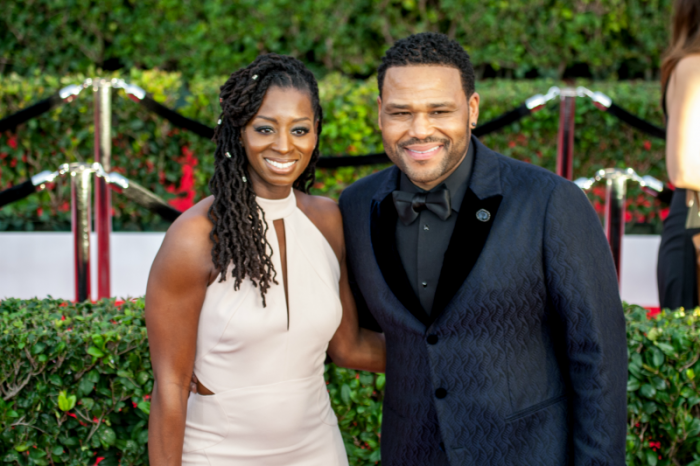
top-left (71, 163), bottom-right (93, 302)
top-left (556, 88), bottom-right (577, 180)
top-left (93, 79), bottom-right (112, 299)
top-left (575, 168), bottom-right (662, 283)
top-left (602, 169), bottom-right (631, 281)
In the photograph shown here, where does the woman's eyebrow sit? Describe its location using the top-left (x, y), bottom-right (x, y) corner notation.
top-left (254, 116), bottom-right (311, 123)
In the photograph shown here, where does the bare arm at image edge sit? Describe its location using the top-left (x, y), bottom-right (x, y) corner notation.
top-left (666, 55), bottom-right (700, 192)
top-left (145, 202), bottom-right (215, 465)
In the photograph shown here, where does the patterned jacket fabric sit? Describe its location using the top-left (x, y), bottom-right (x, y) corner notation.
top-left (338, 137), bottom-right (628, 466)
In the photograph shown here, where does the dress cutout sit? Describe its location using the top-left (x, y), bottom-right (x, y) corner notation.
top-left (182, 190), bottom-right (348, 465)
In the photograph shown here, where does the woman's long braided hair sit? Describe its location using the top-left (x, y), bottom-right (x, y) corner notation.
top-left (208, 54), bottom-right (323, 306)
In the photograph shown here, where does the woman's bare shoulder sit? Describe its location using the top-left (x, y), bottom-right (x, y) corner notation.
top-left (155, 196), bottom-right (216, 274)
top-left (670, 55), bottom-right (700, 92)
top-left (294, 190), bottom-right (344, 261)
top-left (676, 54), bottom-right (700, 74)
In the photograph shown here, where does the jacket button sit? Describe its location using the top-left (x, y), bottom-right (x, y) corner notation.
top-left (435, 388), bottom-right (447, 399)
top-left (426, 334), bottom-right (438, 345)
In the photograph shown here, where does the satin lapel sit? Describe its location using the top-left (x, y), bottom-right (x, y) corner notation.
top-left (370, 194), bottom-right (430, 328)
top-left (429, 136), bottom-right (504, 326)
top-left (430, 189), bottom-right (502, 324)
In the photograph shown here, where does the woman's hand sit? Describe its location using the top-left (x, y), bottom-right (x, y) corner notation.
top-left (145, 198), bottom-right (216, 466)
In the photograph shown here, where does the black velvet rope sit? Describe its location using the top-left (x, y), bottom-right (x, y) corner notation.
top-left (0, 180), bottom-right (36, 208)
top-left (139, 96), bottom-right (215, 139)
top-left (136, 96), bottom-right (533, 167)
top-left (0, 94), bottom-right (62, 133)
top-left (472, 103), bottom-right (531, 138)
top-left (605, 103), bottom-right (666, 140)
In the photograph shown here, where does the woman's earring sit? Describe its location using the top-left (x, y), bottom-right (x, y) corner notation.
top-left (471, 121), bottom-right (477, 127)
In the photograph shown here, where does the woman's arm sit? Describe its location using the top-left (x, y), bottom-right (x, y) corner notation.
top-left (327, 256), bottom-right (387, 373)
top-left (666, 55), bottom-right (700, 192)
top-left (296, 192), bottom-right (386, 373)
top-left (145, 200), bottom-right (215, 465)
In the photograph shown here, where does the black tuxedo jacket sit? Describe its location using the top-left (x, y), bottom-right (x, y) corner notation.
top-left (339, 138), bottom-right (627, 465)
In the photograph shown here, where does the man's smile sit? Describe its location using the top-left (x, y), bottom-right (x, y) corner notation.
top-left (402, 144), bottom-right (444, 161)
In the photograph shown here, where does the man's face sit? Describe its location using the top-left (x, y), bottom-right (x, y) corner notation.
top-left (378, 65), bottom-right (479, 191)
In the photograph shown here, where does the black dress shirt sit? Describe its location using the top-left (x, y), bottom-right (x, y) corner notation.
top-left (395, 141), bottom-right (474, 314)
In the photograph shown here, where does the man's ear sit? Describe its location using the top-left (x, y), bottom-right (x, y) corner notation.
top-left (469, 92), bottom-right (480, 126)
top-left (377, 96), bottom-right (383, 130)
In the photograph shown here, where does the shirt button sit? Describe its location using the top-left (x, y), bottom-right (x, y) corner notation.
top-left (427, 334), bottom-right (438, 345)
top-left (424, 224), bottom-right (429, 231)
top-left (422, 281), bottom-right (428, 288)
top-left (435, 388), bottom-right (447, 399)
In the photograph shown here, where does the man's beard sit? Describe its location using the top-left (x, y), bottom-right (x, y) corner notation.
top-left (384, 134), bottom-right (469, 186)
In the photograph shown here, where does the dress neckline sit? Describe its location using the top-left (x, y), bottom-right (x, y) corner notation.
top-left (256, 189), bottom-right (297, 221)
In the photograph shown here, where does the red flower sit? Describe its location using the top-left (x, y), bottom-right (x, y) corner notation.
top-left (624, 211), bottom-right (633, 223)
top-left (508, 141), bottom-right (516, 148)
top-left (643, 140), bottom-right (652, 151)
top-left (660, 208), bottom-right (670, 221)
top-left (95, 457), bottom-right (106, 465)
top-left (8, 136), bottom-right (17, 149)
top-left (37, 207), bottom-right (43, 216)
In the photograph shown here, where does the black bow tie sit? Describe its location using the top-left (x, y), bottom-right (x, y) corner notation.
top-left (392, 188), bottom-right (452, 225)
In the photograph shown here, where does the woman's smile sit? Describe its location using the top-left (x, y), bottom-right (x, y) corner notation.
top-left (264, 157), bottom-right (299, 174)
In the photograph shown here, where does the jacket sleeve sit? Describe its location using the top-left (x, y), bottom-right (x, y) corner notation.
top-left (339, 191), bottom-right (383, 333)
top-left (543, 180), bottom-right (628, 466)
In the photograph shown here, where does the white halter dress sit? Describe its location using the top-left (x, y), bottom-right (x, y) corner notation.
top-left (182, 190), bottom-right (348, 465)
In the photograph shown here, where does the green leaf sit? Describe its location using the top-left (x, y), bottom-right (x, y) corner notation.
top-left (341, 383), bottom-right (352, 405)
top-left (651, 348), bottom-right (665, 368)
top-left (627, 377), bottom-right (640, 391)
top-left (91, 334), bottom-right (105, 348)
top-left (57, 390), bottom-right (77, 411)
top-left (376, 374), bottom-right (386, 391)
top-left (646, 449), bottom-right (658, 465)
top-left (136, 371), bottom-right (150, 385)
top-left (639, 384), bottom-right (656, 399)
top-left (97, 425), bottom-right (117, 447)
top-left (49, 374), bottom-right (62, 386)
top-left (14, 444), bottom-right (30, 452)
top-left (87, 346), bottom-right (105, 358)
top-left (31, 342), bottom-right (46, 354)
top-left (137, 400), bottom-right (150, 415)
top-left (51, 445), bottom-right (64, 455)
top-left (655, 342), bottom-right (675, 355)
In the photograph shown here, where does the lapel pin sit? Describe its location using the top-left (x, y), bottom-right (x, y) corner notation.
top-left (476, 209), bottom-right (491, 222)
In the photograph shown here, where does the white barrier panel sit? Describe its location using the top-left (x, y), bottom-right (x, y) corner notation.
top-left (0, 232), bottom-right (165, 301)
top-left (0, 232), bottom-right (661, 307)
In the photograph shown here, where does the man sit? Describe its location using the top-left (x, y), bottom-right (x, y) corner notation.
top-left (339, 32), bottom-right (627, 465)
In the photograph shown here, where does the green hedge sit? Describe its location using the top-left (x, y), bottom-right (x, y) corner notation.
top-left (0, 72), bottom-right (668, 233)
top-left (1, 300), bottom-right (699, 465)
top-left (0, 0), bottom-right (671, 80)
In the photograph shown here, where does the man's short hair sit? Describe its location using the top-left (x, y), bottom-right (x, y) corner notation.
top-left (377, 32), bottom-right (475, 99)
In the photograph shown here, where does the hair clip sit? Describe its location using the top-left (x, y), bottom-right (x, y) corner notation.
top-left (252, 74), bottom-right (258, 80)
top-left (225, 152), bottom-right (232, 158)
top-left (242, 175), bottom-right (247, 183)
top-left (217, 119), bottom-right (222, 125)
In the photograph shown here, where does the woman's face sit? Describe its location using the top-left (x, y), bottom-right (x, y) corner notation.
top-left (240, 85), bottom-right (317, 199)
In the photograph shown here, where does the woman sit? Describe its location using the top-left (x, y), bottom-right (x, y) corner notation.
top-left (145, 54), bottom-right (386, 465)
top-left (657, 0), bottom-right (700, 310)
